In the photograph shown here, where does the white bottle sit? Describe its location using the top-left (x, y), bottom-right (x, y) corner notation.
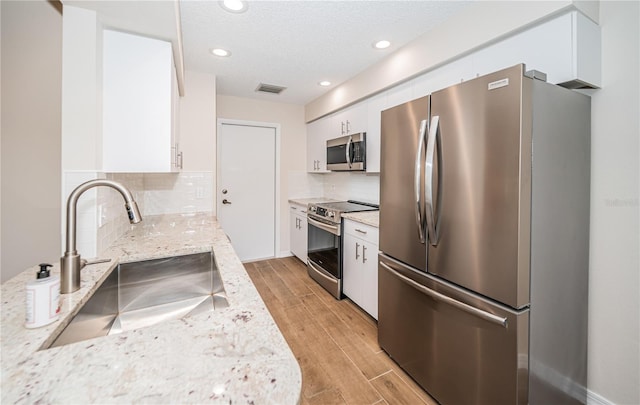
top-left (25, 264), bottom-right (60, 328)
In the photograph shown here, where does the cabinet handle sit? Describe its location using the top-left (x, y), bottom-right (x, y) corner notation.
top-left (341, 121), bottom-right (345, 135)
top-left (355, 228), bottom-right (367, 235)
top-left (355, 242), bottom-right (360, 260)
top-left (346, 120), bottom-right (351, 134)
top-left (177, 151), bottom-right (183, 169)
top-left (362, 245), bottom-right (367, 263)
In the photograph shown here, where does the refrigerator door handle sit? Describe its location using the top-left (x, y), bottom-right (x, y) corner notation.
top-left (414, 119), bottom-right (428, 244)
top-left (425, 115), bottom-right (443, 246)
top-left (380, 261), bottom-right (508, 328)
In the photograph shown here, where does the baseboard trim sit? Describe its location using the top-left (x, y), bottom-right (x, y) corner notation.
top-left (587, 389), bottom-right (615, 405)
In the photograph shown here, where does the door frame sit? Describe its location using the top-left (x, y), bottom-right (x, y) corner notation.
top-left (216, 118), bottom-right (281, 260)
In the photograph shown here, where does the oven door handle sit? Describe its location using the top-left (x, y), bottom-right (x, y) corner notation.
top-left (308, 216), bottom-right (341, 236)
top-left (308, 260), bottom-right (338, 284)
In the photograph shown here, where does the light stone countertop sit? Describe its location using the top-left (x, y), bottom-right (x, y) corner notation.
top-left (1, 213), bottom-right (301, 404)
top-left (288, 197), bottom-right (339, 207)
top-left (342, 211), bottom-right (380, 228)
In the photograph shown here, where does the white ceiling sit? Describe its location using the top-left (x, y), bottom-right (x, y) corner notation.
top-left (179, 1), bottom-right (472, 105)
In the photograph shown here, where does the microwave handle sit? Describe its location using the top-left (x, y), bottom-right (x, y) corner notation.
top-left (346, 135), bottom-right (353, 168)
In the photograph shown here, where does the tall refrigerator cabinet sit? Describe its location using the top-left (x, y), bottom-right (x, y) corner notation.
top-left (378, 64), bottom-right (590, 405)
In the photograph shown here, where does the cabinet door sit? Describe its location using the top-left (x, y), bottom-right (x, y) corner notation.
top-left (385, 80), bottom-right (414, 110)
top-left (289, 207), bottom-right (308, 262)
top-left (341, 102), bottom-right (367, 135)
top-left (365, 92), bottom-right (386, 173)
top-left (359, 238), bottom-right (378, 320)
top-left (412, 54), bottom-right (474, 98)
top-left (342, 234), bottom-right (362, 302)
top-left (103, 30), bottom-right (176, 172)
top-left (470, 12), bottom-right (600, 88)
top-left (306, 119), bottom-right (330, 173)
top-left (343, 225), bottom-right (379, 320)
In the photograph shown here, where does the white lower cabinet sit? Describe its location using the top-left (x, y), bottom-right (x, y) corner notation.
top-left (343, 219), bottom-right (379, 320)
top-left (289, 205), bottom-right (308, 262)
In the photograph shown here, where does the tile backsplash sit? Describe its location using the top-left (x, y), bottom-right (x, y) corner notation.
top-left (288, 171), bottom-right (380, 204)
top-left (321, 172), bottom-right (380, 204)
top-left (62, 171), bottom-right (214, 257)
top-left (66, 169), bottom-right (375, 259)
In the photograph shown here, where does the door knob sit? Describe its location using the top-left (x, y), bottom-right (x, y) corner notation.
top-left (222, 199), bottom-right (232, 205)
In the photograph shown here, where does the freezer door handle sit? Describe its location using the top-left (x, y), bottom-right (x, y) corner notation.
top-left (379, 261), bottom-right (508, 328)
top-left (414, 119), bottom-right (428, 244)
top-left (425, 115), bottom-right (443, 246)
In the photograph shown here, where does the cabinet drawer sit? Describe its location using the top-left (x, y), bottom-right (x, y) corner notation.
top-left (289, 204), bottom-right (307, 214)
top-left (344, 219), bottom-right (378, 244)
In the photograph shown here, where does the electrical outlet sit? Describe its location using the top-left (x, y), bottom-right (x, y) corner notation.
top-left (98, 204), bottom-right (107, 228)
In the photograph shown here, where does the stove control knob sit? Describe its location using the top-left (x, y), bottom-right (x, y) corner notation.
top-left (310, 207), bottom-right (316, 212)
top-left (328, 212), bottom-right (335, 218)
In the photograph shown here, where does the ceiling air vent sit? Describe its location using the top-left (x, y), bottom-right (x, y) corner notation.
top-left (255, 83), bottom-right (287, 95)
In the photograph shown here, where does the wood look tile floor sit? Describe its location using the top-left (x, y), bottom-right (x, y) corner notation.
top-left (244, 257), bottom-right (438, 405)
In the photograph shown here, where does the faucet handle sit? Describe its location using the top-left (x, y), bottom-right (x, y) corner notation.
top-left (82, 258), bottom-right (112, 268)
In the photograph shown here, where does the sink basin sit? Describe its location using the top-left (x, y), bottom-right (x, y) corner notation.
top-left (47, 251), bottom-right (228, 348)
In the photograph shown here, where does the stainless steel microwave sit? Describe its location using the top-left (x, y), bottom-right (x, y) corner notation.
top-left (326, 133), bottom-right (366, 171)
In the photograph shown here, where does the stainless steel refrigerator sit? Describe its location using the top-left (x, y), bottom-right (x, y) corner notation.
top-left (378, 64), bottom-right (590, 405)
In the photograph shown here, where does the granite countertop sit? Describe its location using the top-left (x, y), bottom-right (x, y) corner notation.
top-left (342, 211), bottom-right (380, 228)
top-left (288, 197), bottom-right (338, 207)
top-left (1, 213), bottom-right (301, 404)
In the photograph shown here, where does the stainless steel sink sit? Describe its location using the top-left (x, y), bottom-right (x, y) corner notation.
top-left (47, 252), bottom-right (228, 348)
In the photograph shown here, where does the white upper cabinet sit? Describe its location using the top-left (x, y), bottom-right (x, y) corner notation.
top-left (306, 117), bottom-right (330, 173)
top-left (333, 102), bottom-right (367, 137)
top-left (384, 80), bottom-right (414, 111)
top-left (103, 29), bottom-right (181, 172)
top-left (412, 55), bottom-right (475, 99)
top-left (365, 92), bottom-right (386, 173)
top-left (470, 11), bottom-right (600, 88)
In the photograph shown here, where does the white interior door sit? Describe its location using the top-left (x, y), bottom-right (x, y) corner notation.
top-left (218, 123), bottom-right (276, 262)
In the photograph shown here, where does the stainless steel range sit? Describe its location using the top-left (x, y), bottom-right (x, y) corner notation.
top-left (307, 200), bottom-right (378, 299)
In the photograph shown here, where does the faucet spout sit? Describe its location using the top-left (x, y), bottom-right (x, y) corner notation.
top-left (61, 179), bottom-right (142, 294)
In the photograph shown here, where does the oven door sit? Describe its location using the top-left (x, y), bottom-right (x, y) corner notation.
top-left (307, 216), bottom-right (342, 299)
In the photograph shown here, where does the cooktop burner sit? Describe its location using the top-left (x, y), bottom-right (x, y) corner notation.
top-left (315, 201), bottom-right (379, 213)
top-left (308, 200), bottom-right (379, 224)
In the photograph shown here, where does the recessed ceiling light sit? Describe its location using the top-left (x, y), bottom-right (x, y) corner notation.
top-left (211, 48), bottom-right (231, 57)
top-left (220, 0), bottom-right (247, 13)
top-left (318, 81), bottom-right (331, 87)
top-left (373, 40), bottom-right (391, 50)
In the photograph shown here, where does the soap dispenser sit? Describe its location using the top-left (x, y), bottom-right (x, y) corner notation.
top-left (25, 263), bottom-right (61, 328)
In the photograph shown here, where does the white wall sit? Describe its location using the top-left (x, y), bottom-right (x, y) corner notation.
top-left (180, 70), bottom-right (217, 173)
top-left (1, 1), bottom-right (62, 282)
top-left (216, 95), bottom-right (306, 257)
top-left (587, 2), bottom-right (639, 404)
